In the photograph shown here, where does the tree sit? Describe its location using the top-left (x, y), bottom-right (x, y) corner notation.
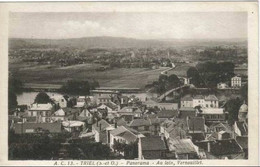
top-left (61, 80), bottom-right (99, 95)
top-left (167, 74), bottom-right (181, 89)
top-left (187, 67), bottom-right (204, 87)
top-left (225, 98), bottom-right (242, 125)
top-left (241, 83), bottom-right (248, 103)
top-left (34, 92), bottom-right (52, 104)
top-left (9, 78), bottom-right (23, 94)
top-left (8, 90), bottom-right (18, 111)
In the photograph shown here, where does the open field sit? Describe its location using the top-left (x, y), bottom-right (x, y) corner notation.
top-left (9, 62), bottom-right (179, 89)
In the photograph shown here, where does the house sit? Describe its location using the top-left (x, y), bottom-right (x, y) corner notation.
top-left (109, 126), bottom-right (144, 151)
top-left (168, 138), bottom-right (199, 159)
top-left (139, 136), bottom-right (168, 159)
top-left (92, 119), bottom-right (113, 144)
top-left (208, 122), bottom-right (233, 133)
top-left (238, 103), bottom-right (248, 122)
top-left (128, 118), bottom-right (161, 136)
top-left (160, 119), bottom-right (187, 140)
top-left (181, 95), bottom-right (219, 108)
top-left (51, 107), bottom-right (70, 121)
top-left (217, 131), bottom-right (231, 140)
top-left (144, 100), bottom-right (179, 110)
top-left (97, 94), bottom-right (112, 104)
top-left (75, 96), bottom-right (87, 108)
top-left (14, 122), bottom-right (62, 134)
top-left (200, 108), bottom-right (225, 122)
top-left (50, 94), bottom-right (68, 108)
top-left (51, 107), bottom-right (82, 122)
top-left (180, 96), bottom-right (193, 108)
top-left (207, 122), bottom-right (234, 140)
top-left (91, 90), bottom-right (119, 104)
top-left (193, 95), bottom-right (205, 108)
top-left (97, 102), bottom-right (119, 113)
top-left (117, 106), bottom-right (143, 121)
top-left (62, 120), bottom-right (85, 132)
top-left (231, 76), bottom-right (242, 88)
top-left (77, 108), bottom-right (93, 124)
top-left (28, 103), bottom-right (54, 123)
top-left (217, 82), bottom-right (229, 89)
top-left (195, 139), bottom-right (244, 159)
top-left (204, 95), bottom-right (219, 108)
top-left (233, 121), bottom-right (248, 137)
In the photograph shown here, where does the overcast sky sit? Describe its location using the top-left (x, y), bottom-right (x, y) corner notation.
top-left (9, 12), bottom-right (247, 40)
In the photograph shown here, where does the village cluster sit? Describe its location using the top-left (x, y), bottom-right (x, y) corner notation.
top-left (8, 74), bottom-right (248, 160)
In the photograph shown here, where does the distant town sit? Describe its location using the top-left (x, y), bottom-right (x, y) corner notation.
top-left (8, 41), bottom-right (248, 160)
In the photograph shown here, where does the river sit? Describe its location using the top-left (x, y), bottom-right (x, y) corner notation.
top-left (17, 92), bottom-right (63, 106)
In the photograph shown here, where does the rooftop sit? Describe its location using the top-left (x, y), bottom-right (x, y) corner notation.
top-left (193, 95), bottom-right (204, 100)
top-left (205, 95), bottom-right (218, 101)
top-left (236, 136), bottom-right (248, 149)
top-left (141, 136), bottom-right (167, 151)
top-left (30, 103), bottom-right (53, 111)
top-left (128, 119), bottom-right (151, 127)
top-left (168, 138), bottom-right (198, 154)
top-left (187, 117), bottom-right (205, 132)
top-left (181, 96), bottom-right (193, 101)
top-left (92, 119), bottom-right (112, 132)
top-left (156, 110), bottom-right (179, 118)
top-left (201, 108), bottom-right (224, 114)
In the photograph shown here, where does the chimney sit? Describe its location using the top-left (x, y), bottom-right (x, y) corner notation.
top-left (115, 122), bottom-right (117, 128)
top-left (207, 142), bottom-right (211, 152)
top-left (99, 124), bottom-right (102, 131)
top-left (107, 130), bottom-right (111, 144)
top-left (96, 120), bottom-right (98, 127)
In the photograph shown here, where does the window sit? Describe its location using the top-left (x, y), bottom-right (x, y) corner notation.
top-left (145, 126), bottom-right (149, 131)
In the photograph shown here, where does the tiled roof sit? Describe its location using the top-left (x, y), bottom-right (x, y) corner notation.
top-left (236, 136), bottom-right (248, 149)
top-left (117, 130), bottom-right (138, 143)
top-left (92, 119), bottom-right (111, 132)
top-left (179, 108), bottom-right (196, 119)
top-left (169, 127), bottom-right (187, 139)
top-left (30, 103), bottom-right (53, 111)
top-left (179, 107), bottom-right (196, 111)
top-left (188, 132), bottom-right (205, 142)
top-left (204, 95), bottom-right (218, 101)
top-left (187, 117), bottom-right (205, 132)
top-left (210, 139), bottom-right (243, 156)
top-left (110, 126), bottom-right (139, 142)
top-left (117, 117), bottom-right (128, 126)
top-left (181, 96), bottom-right (193, 101)
top-left (168, 138), bottom-right (198, 154)
top-left (157, 110), bottom-right (179, 118)
top-left (128, 119), bottom-right (151, 127)
top-left (141, 136), bottom-right (167, 151)
top-left (201, 108), bottom-right (224, 114)
top-left (119, 106), bottom-right (142, 113)
top-left (209, 122), bottom-right (232, 133)
top-left (193, 95), bottom-right (204, 99)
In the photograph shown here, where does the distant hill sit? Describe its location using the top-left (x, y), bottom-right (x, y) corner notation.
top-left (9, 36), bottom-right (247, 49)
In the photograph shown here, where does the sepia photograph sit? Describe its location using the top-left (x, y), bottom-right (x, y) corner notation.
top-left (0, 2), bottom-right (258, 166)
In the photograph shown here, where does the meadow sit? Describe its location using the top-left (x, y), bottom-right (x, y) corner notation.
top-left (9, 62), bottom-right (172, 89)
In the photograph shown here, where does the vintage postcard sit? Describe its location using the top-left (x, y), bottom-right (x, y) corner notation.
top-left (0, 2), bottom-right (258, 166)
